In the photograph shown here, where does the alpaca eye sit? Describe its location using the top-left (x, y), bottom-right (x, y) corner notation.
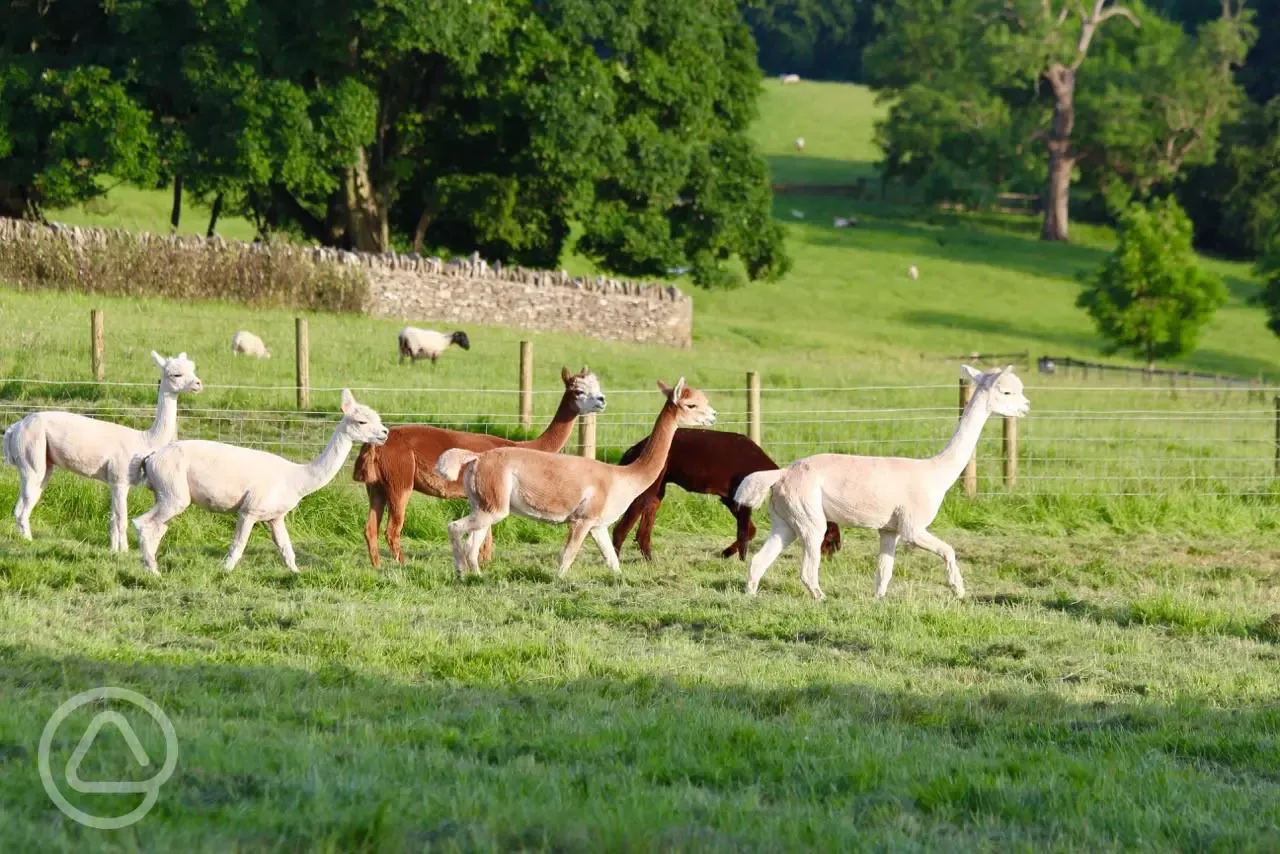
top-left (355, 419), bottom-right (368, 425)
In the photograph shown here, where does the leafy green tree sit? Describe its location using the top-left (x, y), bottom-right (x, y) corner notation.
top-left (866, 0), bottom-right (1255, 241)
top-left (1076, 197), bottom-right (1226, 369)
top-left (740, 0), bottom-right (881, 82)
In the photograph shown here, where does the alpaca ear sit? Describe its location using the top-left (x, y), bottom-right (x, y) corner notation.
top-left (1002, 364), bottom-right (1015, 375)
top-left (672, 377), bottom-right (686, 401)
top-left (960, 364), bottom-right (983, 384)
top-left (177, 352), bottom-right (187, 361)
top-left (151, 350), bottom-right (166, 368)
top-left (561, 366), bottom-right (572, 384)
top-left (340, 388), bottom-right (356, 413)
top-left (656, 379), bottom-right (672, 397)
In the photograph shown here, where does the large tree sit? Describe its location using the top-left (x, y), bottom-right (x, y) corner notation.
top-left (866, 0), bottom-right (1255, 241)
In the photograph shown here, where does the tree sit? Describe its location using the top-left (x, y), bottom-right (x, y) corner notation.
top-left (1076, 197), bottom-right (1226, 369)
top-left (739, 0), bottom-right (881, 82)
top-left (865, 0), bottom-right (1255, 240)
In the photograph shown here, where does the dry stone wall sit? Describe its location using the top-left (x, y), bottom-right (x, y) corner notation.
top-left (0, 219), bottom-right (694, 348)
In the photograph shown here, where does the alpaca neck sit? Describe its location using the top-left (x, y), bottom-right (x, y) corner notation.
top-left (623, 402), bottom-right (678, 483)
top-left (932, 387), bottom-right (992, 484)
top-left (293, 428), bottom-right (354, 496)
top-left (143, 386), bottom-right (179, 446)
top-left (522, 391), bottom-right (579, 453)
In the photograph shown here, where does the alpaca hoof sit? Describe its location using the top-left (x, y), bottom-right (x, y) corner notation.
top-left (810, 589), bottom-right (826, 602)
top-left (745, 584), bottom-right (758, 597)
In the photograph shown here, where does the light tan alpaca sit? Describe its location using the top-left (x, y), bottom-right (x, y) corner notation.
top-left (437, 379), bottom-right (717, 579)
top-left (735, 365), bottom-right (1030, 601)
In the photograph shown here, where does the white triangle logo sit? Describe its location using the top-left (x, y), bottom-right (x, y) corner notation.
top-left (65, 711), bottom-right (154, 794)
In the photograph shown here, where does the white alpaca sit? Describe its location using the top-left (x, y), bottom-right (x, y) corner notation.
top-left (131, 389), bottom-right (387, 575)
top-left (231, 330), bottom-right (271, 358)
top-left (398, 327), bottom-right (471, 365)
top-left (2, 351), bottom-right (203, 551)
top-left (735, 365), bottom-right (1030, 601)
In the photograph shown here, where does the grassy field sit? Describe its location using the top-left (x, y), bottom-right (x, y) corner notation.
top-left (3, 80), bottom-right (1280, 849)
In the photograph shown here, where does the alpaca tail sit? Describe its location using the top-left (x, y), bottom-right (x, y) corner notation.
top-left (128, 450), bottom-right (157, 488)
top-left (733, 469), bottom-right (788, 510)
top-left (1, 421), bottom-right (18, 467)
top-left (352, 442), bottom-right (380, 484)
top-left (437, 449), bottom-right (480, 482)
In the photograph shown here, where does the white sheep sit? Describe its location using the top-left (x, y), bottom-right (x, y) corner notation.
top-left (781, 74), bottom-right (801, 84)
top-left (3, 351), bottom-right (203, 551)
top-left (908, 265), bottom-right (920, 280)
top-left (131, 389), bottom-right (388, 575)
top-left (231, 330), bottom-right (271, 358)
top-left (794, 136), bottom-right (806, 151)
top-left (398, 326), bottom-right (471, 366)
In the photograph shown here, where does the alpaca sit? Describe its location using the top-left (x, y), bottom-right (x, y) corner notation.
top-left (353, 367), bottom-right (605, 568)
top-left (131, 389), bottom-right (387, 575)
top-left (438, 379), bottom-right (716, 580)
top-left (610, 428), bottom-right (841, 562)
top-left (398, 327), bottom-right (470, 365)
top-left (231, 330), bottom-right (271, 358)
top-left (734, 365), bottom-right (1030, 601)
top-left (2, 351), bottom-right (203, 551)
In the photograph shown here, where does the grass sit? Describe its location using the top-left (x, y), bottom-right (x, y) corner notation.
top-left (754, 80), bottom-right (887, 185)
top-left (2, 80), bottom-right (1279, 849)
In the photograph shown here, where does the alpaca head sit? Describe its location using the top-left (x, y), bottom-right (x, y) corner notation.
top-left (338, 389), bottom-right (389, 446)
top-left (451, 331), bottom-right (471, 351)
top-left (152, 351), bottom-right (203, 395)
top-left (561, 366), bottom-right (606, 415)
top-left (658, 377), bottom-right (716, 427)
top-left (961, 364), bottom-right (1030, 418)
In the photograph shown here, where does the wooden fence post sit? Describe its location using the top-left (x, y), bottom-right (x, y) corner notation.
top-left (295, 317), bottom-right (310, 410)
top-left (960, 379), bottom-right (977, 496)
top-left (90, 309), bottom-right (104, 382)
top-left (1003, 416), bottom-right (1017, 489)
top-left (747, 371), bottom-right (761, 445)
top-left (519, 341), bottom-right (533, 431)
top-left (578, 414), bottom-right (597, 460)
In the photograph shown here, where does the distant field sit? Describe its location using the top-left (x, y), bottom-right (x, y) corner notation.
top-left (753, 80), bottom-right (887, 185)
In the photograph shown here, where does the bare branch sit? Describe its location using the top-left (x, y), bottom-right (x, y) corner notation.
top-left (1096, 6), bottom-right (1140, 28)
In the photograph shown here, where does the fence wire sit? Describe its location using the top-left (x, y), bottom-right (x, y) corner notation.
top-left (2, 379), bottom-right (1276, 497)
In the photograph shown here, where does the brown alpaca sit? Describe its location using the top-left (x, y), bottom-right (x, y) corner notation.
top-left (610, 429), bottom-right (842, 561)
top-left (352, 366), bottom-right (605, 567)
top-left (437, 379), bottom-right (716, 579)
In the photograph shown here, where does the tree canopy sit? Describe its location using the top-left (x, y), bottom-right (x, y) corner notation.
top-left (0, 0), bottom-right (788, 288)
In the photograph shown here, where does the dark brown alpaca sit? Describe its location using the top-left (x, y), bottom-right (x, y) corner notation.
top-left (353, 366), bottom-right (605, 567)
top-left (610, 429), bottom-right (841, 561)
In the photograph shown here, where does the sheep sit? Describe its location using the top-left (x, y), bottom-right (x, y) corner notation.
top-left (833, 217), bottom-right (858, 229)
top-left (780, 74), bottom-right (801, 84)
top-left (398, 327), bottom-right (471, 366)
top-left (3, 351), bottom-right (203, 551)
top-left (131, 389), bottom-right (388, 575)
top-left (231, 330), bottom-right (271, 358)
top-left (908, 265), bottom-right (920, 280)
top-left (794, 136), bottom-right (806, 151)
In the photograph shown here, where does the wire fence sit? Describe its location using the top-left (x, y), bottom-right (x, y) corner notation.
top-left (2, 378), bottom-right (1277, 498)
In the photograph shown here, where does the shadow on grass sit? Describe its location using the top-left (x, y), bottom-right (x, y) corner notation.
top-left (1, 646), bottom-right (1278, 849)
top-left (766, 155), bottom-right (881, 186)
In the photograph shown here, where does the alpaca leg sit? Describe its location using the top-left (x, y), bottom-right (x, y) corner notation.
top-left (590, 525), bottom-right (621, 575)
top-left (267, 517), bottom-right (298, 573)
top-left (610, 494), bottom-right (649, 560)
top-left (109, 475), bottom-right (130, 553)
top-left (722, 497), bottom-right (752, 560)
top-left (909, 529), bottom-right (965, 598)
top-left (557, 520), bottom-right (595, 579)
top-left (821, 522), bottom-right (842, 556)
top-left (873, 529), bottom-right (899, 599)
top-left (798, 531), bottom-right (827, 601)
top-left (385, 488), bottom-right (410, 565)
top-left (466, 527), bottom-right (491, 573)
top-left (132, 484), bottom-right (190, 576)
top-left (635, 497), bottom-right (661, 560)
top-left (364, 485), bottom-right (387, 569)
top-left (15, 463), bottom-right (49, 541)
top-left (223, 513), bottom-right (256, 572)
top-left (448, 512), bottom-right (502, 578)
top-left (478, 528), bottom-right (495, 565)
top-left (745, 514), bottom-right (796, 596)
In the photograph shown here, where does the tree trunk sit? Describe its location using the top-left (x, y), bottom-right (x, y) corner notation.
top-left (1040, 68), bottom-right (1077, 243)
top-left (412, 207), bottom-right (433, 255)
top-left (343, 148), bottom-right (389, 253)
top-left (170, 173), bottom-right (183, 232)
top-left (0, 183), bottom-right (35, 219)
top-left (206, 192), bottom-right (224, 238)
